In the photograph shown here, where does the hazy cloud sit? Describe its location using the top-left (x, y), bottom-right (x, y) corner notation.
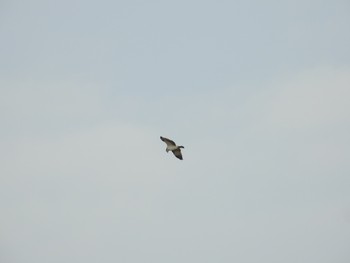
top-left (1, 0), bottom-right (349, 262)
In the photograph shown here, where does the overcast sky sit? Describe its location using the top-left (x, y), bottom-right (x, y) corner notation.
top-left (1, 0), bottom-right (350, 262)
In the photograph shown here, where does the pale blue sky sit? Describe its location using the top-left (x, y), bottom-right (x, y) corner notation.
top-left (1, 1), bottom-right (350, 262)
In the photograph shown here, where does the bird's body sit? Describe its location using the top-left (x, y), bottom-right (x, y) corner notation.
top-left (160, 136), bottom-right (185, 160)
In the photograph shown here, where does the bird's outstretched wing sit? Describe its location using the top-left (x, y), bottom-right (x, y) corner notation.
top-left (160, 136), bottom-right (176, 146)
top-left (172, 148), bottom-right (183, 160)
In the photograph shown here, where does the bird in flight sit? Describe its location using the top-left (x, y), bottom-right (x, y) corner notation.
top-left (160, 136), bottom-right (185, 160)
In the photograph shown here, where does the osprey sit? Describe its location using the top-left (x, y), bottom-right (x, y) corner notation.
top-left (160, 136), bottom-right (185, 160)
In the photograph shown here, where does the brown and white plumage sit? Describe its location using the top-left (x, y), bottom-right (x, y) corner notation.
top-left (160, 136), bottom-right (185, 160)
